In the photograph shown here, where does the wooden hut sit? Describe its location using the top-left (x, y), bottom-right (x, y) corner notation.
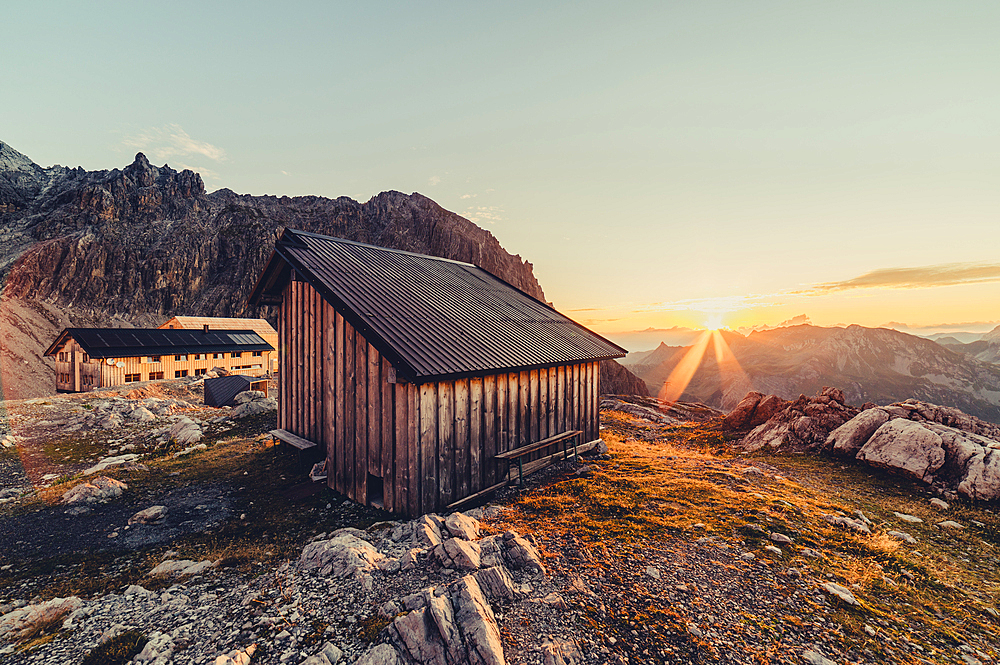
top-left (250, 229), bottom-right (626, 516)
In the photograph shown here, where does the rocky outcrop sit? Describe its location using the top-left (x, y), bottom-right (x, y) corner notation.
top-left (824, 399), bottom-right (1000, 499)
top-left (599, 394), bottom-right (723, 425)
top-left (0, 142), bottom-right (546, 400)
top-left (599, 360), bottom-right (649, 397)
top-left (721, 392), bottom-right (787, 432)
top-left (733, 388), bottom-right (859, 452)
top-left (735, 388), bottom-right (1000, 500)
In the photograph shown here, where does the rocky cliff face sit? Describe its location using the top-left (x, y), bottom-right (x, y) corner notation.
top-left (599, 359), bottom-right (649, 397)
top-left (0, 142), bottom-right (545, 400)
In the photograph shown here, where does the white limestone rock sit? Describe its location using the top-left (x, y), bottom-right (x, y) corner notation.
top-left (299, 531), bottom-right (385, 578)
top-left (129, 505), bottom-right (168, 525)
top-left (856, 419), bottom-right (946, 482)
top-left (826, 408), bottom-right (890, 456)
top-left (445, 512), bottom-right (481, 541)
top-left (0, 596), bottom-right (82, 640)
top-left (821, 582), bottom-right (859, 606)
top-left (149, 559), bottom-right (214, 578)
top-left (61, 476), bottom-right (127, 504)
top-left (168, 417), bottom-right (203, 446)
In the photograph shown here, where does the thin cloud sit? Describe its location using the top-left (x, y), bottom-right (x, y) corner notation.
top-left (464, 205), bottom-right (503, 225)
top-left (813, 262), bottom-right (1000, 292)
top-left (175, 163), bottom-right (219, 180)
top-left (123, 124), bottom-right (226, 163)
top-left (428, 175), bottom-right (441, 186)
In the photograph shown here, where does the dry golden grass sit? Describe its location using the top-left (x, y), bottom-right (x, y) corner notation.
top-left (501, 409), bottom-right (1000, 659)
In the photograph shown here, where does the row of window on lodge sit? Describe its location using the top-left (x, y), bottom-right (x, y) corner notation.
top-left (56, 351), bottom-right (264, 363)
top-left (60, 365), bottom-right (262, 385)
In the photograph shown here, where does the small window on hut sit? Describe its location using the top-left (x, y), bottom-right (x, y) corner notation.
top-left (367, 474), bottom-right (384, 509)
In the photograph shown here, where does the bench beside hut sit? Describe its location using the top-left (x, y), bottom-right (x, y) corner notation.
top-left (249, 229), bottom-right (626, 516)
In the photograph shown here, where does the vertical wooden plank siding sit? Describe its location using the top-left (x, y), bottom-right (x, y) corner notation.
top-left (382, 357), bottom-right (394, 512)
top-left (538, 368), bottom-right (548, 441)
top-left (518, 371), bottom-right (530, 449)
top-left (575, 363), bottom-right (581, 435)
top-left (394, 381), bottom-right (408, 514)
top-left (289, 279), bottom-right (297, 436)
top-left (409, 385), bottom-right (420, 516)
top-left (549, 367), bottom-right (563, 436)
top-left (469, 377), bottom-right (483, 493)
top-left (556, 366), bottom-right (566, 433)
top-left (354, 329), bottom-right (367, 504)
top-left (483, 375), bottom-right (496, 487)
top-left (438, 381), bottom-right (454, 509)
top-left (454, 379), bottom-right (470, 500)
top-left (344, 323), bottom-right (355, 502)
top-left (420, 384), bottom-right (437, 513)
top-left (529, 370), bottom-right (539, 447)
top-left (334, 313), bottom-right (345, 494)
top-left (323, 302), bottom-right (335, 459)
top-left (506, 373), bottom-right (517, 453)
top-left (590, 362), bottom-right (601, 441)
top-left (367, 345), bottom-right (381, 480)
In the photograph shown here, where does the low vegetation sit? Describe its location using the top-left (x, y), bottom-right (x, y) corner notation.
top-left (504, 409), bottom-right (1000, 662)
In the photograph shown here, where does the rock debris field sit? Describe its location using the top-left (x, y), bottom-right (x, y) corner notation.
top-left (1, 381), bottom-right (1000, 664)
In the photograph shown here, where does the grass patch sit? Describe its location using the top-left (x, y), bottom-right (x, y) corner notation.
top-left (501, 409), bottom-right (1000, 660)
top-left (81, 630), bottom-right (147, 665)
top-left (43, 433), bottom-right (106, 464)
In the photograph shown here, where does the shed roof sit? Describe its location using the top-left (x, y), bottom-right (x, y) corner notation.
top-left (250, 229), bottom-right (626, 381)
top-left (45, 328), bottom-right (273, 359)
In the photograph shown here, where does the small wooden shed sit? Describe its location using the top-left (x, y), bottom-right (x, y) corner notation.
top-left (250, 229), bottom-right (625, 516)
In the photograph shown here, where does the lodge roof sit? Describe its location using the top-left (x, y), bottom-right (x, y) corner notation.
top-left (249, 229), bottom-right (626, 381)
top-left (44, 328), bottom-right (273, 359)
top-left (159, 316), bottom-right (277, 339)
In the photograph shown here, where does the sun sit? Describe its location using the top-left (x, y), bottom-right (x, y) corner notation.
top-left (703, 312), bottom-right (725, 331)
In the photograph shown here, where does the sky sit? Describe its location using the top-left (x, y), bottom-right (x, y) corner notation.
top-left (3, 1), bottom-right (999, 344)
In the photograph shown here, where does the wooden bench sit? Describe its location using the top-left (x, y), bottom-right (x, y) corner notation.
top-left (269, 429), bottom-right (319, 469)
top-left (495, 430), bottom-right (583, 487)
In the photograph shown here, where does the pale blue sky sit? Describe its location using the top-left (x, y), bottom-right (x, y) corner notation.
top-left (4, 2), bottom-right (999, 335)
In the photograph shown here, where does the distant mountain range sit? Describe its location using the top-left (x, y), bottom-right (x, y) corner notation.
top-left (937, 325), bottom-right (1000, 366)
top-left (0, 141), bottom-right (547, 400)
top-left (623, 324), bottom-right (1000, 424)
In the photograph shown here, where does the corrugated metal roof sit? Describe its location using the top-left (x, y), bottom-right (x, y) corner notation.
top-left (44, 328), bottom-right (274, 358)
top-left (251, 229), bottom-right (626, 381)
top-left (204, 374), bottom-right (266, 407)
top-left (159, 317), bottom-right (278, 340)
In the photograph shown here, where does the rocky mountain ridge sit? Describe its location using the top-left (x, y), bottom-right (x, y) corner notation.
top-left (624, 324), bottom-right (1000, 424)
top-left (0, 141), bottom-right (545, 400)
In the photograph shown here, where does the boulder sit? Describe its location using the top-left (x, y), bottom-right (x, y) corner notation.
top-left (149, 559), bottom-right (214, 577)
top-left (83, 453), bottom-right (140, 476)
top-left (129, 505), bottom-right (168, 525)
top-left (826, 409), bottom-right (890, 456)
top-left (129, 406), bottom-right (156, 422)
top-left (723, 392), bottom-right (789, 432)
top-left (299, 531), bottom-right (385, 578)
top-left (61, 476), bottom-right (127, 504)
top-left (168, 417), bottom-right (203, 446)
top-left (355, 644), bottom-right (404, 665)
top-left (0, 596), bottom-right (82, 640)
top-left (435, 538), bottom-right (482, 571)
top-left (230, 395), bottom-right (278, 419)
top-left (445, 512), bottom-right (480, 541)
top-left (856, 420), bottom-right (945, 482)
